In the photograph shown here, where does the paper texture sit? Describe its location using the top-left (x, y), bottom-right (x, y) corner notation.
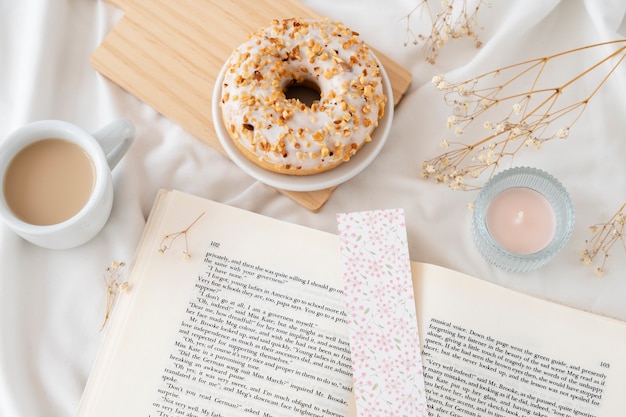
top-left (77, 190), bottom-right (357, 417)
top-left (413, 263), bottom-right (626, 417)
top-left (337, 209), bottom-right (428, 417)
top-left (75, 190), bottom-right (626, 417)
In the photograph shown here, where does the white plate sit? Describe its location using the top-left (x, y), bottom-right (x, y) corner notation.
top-left (211, 54), bottom-right (394, 192)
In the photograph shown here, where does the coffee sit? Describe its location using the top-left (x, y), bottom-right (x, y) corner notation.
top-left (3, 138), bottom-right (95, 225)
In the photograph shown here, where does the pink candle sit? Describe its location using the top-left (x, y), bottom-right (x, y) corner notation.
top-left (486, 187), bottom-right (556, 255)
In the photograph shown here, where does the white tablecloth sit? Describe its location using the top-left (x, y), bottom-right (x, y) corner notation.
top-left (1, 1), bottom-right (625, 416)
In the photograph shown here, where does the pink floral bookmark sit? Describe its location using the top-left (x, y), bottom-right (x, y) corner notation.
top-left (337, 209), bottom-right (428, 417)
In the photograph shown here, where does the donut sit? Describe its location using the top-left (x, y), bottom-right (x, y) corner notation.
top-left (219, 18), bottom-right (387, 175)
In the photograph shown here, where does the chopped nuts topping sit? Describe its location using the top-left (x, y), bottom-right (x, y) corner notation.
top-left (220, 17), bottom-right (387, 174)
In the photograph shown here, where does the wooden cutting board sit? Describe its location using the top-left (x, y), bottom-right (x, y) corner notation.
top-left (92, 0), bottom-right (412, 211)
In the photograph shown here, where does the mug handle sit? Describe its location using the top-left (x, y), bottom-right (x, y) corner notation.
top-left (92, 119), bottom-right (135, 169)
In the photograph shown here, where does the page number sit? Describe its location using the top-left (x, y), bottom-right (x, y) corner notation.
top-left (210, 241), bottom-right (220, 248)
top-left (600, 361), bottom-right (610, 368)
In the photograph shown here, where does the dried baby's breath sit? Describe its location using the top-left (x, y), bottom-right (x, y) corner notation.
top-left (422, 40), bottom-right (626, 190)
top-left (581, 202), bottom-right (626, 275)
top-left (100, 261), bottom-right (128, 331)
top-left (403, 0), bottom-right (487, 64)
top-left (159, 212), bottom-right (205, 260)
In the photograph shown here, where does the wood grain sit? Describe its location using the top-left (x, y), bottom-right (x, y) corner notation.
top-left (93, 0), bottom-right (412, 211)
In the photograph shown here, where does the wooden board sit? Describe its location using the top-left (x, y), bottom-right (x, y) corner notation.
top-left (92, 0), bottom-right (412, 211)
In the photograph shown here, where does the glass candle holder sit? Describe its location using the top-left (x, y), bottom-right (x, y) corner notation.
top-left (472, 167), bottom-right (575, 272)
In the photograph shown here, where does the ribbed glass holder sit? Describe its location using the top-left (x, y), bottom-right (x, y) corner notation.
top-left (472, 167), bottom-right (575, 273)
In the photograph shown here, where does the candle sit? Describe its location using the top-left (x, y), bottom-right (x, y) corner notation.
top-left (471, 167), bottom-right (574, 272)
top-left (486, 187), bottom-right (556, 255)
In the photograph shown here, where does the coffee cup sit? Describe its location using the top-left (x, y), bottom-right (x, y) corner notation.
top-left (0, 119), bottom-right (135, 249)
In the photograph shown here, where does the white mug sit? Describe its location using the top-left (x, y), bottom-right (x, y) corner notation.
top-left (0, 119), bottom-right (135, 249)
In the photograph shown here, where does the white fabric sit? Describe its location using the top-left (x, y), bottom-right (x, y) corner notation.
top-left (1, 1), bottom-right (625, 416)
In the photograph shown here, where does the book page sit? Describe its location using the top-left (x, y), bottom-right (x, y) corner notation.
top-left (76, 190), bottom-right (356, 417)
top-left (412, 262), bottom-right (626, 417)
top-left (77, 189), bottom-right (626, 417)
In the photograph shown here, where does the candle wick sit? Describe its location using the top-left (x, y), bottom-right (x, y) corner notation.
top-left (515, 211), bottom-right (525, 224)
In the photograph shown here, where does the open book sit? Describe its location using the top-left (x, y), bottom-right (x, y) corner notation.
top-left (76, 189), bottom-right (626, 417)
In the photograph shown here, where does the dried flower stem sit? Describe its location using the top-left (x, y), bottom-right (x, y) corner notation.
top-left (422, 40), bottom-right (626, 190)
top-left (158, 212), bottom-right (205, 259)
top-left (403, 0), bottom-right (486, 64)
top-left (100, 261), bottom-right (128, 331)
top-left (581, 202), bottom-right (626, 276)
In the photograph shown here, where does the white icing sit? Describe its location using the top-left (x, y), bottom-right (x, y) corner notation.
top-left (220, 18), bottom-right (386, 174)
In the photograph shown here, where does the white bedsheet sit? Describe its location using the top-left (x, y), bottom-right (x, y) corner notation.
top-left (1, 1), bottom-right (625, 416)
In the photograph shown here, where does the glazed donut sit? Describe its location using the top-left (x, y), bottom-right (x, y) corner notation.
top-left (219, 18), bottom-right (387, 175)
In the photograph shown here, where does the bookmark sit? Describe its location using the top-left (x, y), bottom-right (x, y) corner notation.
top-left (337, 209), bottom-right (428, 417)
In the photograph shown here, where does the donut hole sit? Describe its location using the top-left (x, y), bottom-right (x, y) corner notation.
top-left (284, 80), bottom-right (321, 108)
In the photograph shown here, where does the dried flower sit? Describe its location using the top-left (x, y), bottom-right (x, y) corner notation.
top-left (159, 212), bottom-right (205, 259)
top-left (403, 0), bottom-right (487, 64)
top-left (100, 261), bottom-right (128, 331)
top-left (581, 202), bottom-right (626, 275)
top-left (422, 40), bottom-right (626, 190)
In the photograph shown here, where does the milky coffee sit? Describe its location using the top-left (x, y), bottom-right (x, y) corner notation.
top-left (3, 138), bottom-right (95, 225)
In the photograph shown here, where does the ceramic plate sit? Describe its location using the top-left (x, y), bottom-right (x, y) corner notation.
top-left (211, 54), bottom-right (394, 192)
